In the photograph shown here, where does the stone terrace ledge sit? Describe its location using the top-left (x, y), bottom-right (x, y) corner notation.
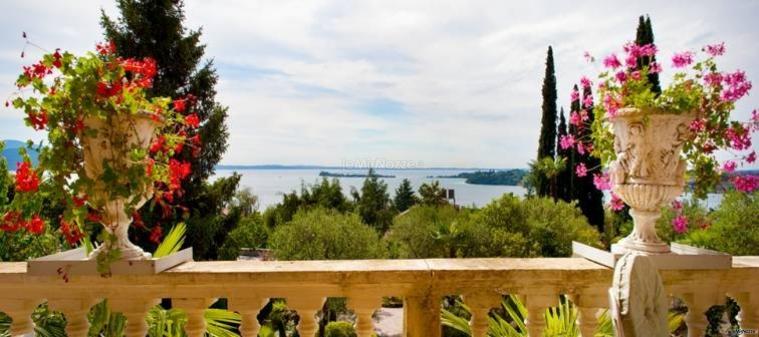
top-left (1, 257), bottom-right (758, 337)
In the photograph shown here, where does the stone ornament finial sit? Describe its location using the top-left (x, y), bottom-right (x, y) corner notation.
top-left (609, 253), bottom-right (669, 337)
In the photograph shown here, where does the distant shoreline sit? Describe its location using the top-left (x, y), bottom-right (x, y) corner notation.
top-left (319, 171), bottom-right (396, 178)
top-left (215, 164), bottom-right (524, 171)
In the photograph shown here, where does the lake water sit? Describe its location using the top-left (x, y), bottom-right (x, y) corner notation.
top-left (213, 168), bottom-right (724, 211)
top-left (214, 168), bottom-right (527, 210)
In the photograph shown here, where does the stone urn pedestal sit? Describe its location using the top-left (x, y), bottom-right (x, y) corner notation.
top-left (572, 108), bottom-right (731, 270)
top-left (26, 114), bottom-right (193, 276)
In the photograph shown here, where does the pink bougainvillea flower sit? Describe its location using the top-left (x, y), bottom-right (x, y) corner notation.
top-left (726, 125), bottom-right (752, 151)
top-left (583, 95), bottom-right (593, 108)
top-left (721, 70), bottom-right (752, 102)
top-left (672, 215), bottom-right (689, 234)
top-left (704, 42), bottom-right (726, 57)
top-left (638, 44), bottom-right (657, 57)
top-left (649, 62), bottom-right (662, 74)
top-left (575, 163), bottom-right (588, 177)
top-left (615, 71), bottom-right (627, 83)
top-left (689, 118), bottom-right (706, 132)
top-left (610, 193), bottom-right (625, 211)
top-left (723, 160), bottom-right (737, 173)
top-left (580, 76), bottom-right (592, 88)
top-left (703, 72), bottom-right (723, 88)
top-left (630, 70), bottom-right (642, 81)
top-left (671, 200), bottom-right (683, 210)
top-left (625, 54), bottom-right (637, 68)
top-left (746, 151), bottom-right (756, 164)
top-left (671, 51), bottom-right (694, 68)
top-left (593, 172), bottom-right (612, 190)
top-left (570, 89), bottom-right (580, 102)
top-left (603, 54), bottom-right (622, 69)
top-left (732, 175), bottom-right (759, 193)
top-left (603, 94), bottom-right (621, 118)
top-left (559, 134), bottom-right (576, 150)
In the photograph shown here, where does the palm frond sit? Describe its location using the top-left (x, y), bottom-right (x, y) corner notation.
top-left (0, 312), bottom-right (11, 337)
top-left (204, 308), bottom-right (241, 337)
top-left (441, 305), bottom-right (473, 335)
top-left (154, 223), bottom-right (187, 258)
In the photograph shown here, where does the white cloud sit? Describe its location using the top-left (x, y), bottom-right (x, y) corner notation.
top-left (1, 0), bottom-right (757, 168)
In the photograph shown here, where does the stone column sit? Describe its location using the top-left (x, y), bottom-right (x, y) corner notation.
top-left (681, 292), bottom-right (720, 337)
top-left (3, 299), bottom-right (37, 336)
top-left (404, 294), bottom-right (441, 337)
top-left (464, 292), bottom-right (502, 337)
top-left (228, 297), bottom-right (268, 337)
top-left (350, 296), bottom-right (382, 337)
top-left (523, 293), bottom-right (556, 337)
top-left (110, 298), bottom-right (160, 337)
top-left (288, 296), bottom-right (325, 337)
top-left (173, 298), bottom-right (214, 337)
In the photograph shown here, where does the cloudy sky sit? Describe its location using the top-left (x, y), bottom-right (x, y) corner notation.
top-left (1, 1), bottom-right (758, 168)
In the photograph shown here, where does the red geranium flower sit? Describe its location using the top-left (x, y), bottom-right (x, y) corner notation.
top-left (28, 110), bottom-right (48, 130)
top-left (149, 226), bottom-right (163, 244)
top-left (173, 99), bottom-right (186, 113)
top-left (60, 218), bottom-right (84, 245)
top-left (25, 215), bottom-right (45, 235)
top-left (15, 161), bottom-right (40, 193)
top-left (168, 159), bottom-right (192, 191)
top-left (150, 135), bottom-right (166, 154)
top-left (0, 211), bottom-right (23, 232)
top-left (185, 114), bottom-right (200, 128)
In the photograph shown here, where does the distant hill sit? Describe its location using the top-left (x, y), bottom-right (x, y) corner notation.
top-left (436, 169), bottom-right (528, 186)
top-left (1, 139), bottom-right (39, 169)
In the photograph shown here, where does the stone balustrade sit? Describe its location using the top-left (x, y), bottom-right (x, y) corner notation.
top-left (1, 257), bottom-right (758, 337)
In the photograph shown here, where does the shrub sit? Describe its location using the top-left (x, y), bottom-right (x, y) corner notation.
top-left (685, 191), bottom-right (759, 255)
top-left (386, 205), bottom-right (462, 258)
top-left (218, 214), bottom-right (269, 260)
top-left (269, 207), bottom-right (383, 260)
top-left (471, 194), bottom-right (601, 257)
top-left (324, 321), bottom-right (357, 337)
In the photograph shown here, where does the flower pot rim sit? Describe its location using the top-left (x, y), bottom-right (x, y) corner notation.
top-left (82, 110), bottom-right (165, 126)
top-left (612, 107), bottom-right (697, 118)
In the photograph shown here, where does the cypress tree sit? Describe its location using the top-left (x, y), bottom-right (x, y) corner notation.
top-left (635, 15), bottom-right (661, 94)
top-left (576, 87), bottom-right (605, 230)
top-left (536, 46), bottom-right (558, 197)
top-left (101, 0), bottom-right (234, 259)
top-left (556, 107), bottom-right (571, 202)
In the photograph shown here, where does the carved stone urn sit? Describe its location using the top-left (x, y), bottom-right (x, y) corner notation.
top-left (81, 114), bottom-right (162, 260)
top-left (609, 108), bottom-right (695, 254)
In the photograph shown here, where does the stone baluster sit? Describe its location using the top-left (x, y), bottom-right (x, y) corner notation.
top-left (3, 299), bottom-right (37, 336)
top-left (228, 297), bottom-right (268, 337)
top-left (173, 298), bottom-right (214, 337)
top-left (523, 293), bottom-right (556, 337)
top-left (48, 298), bottom-right (97, 337)
top-left (349, 296), bottom-right (382, 337)
top-left (572, 291), bottom-right (607, 337)
top-left (681, 291), bottom-right (721, 337)
top-left (463, 291), bottom-right (502, 337)
top-left (110, 298), bottom-right (160, 337)
top-left (735, 292), bottom-right (758, 333)
top-left (404, 293), bottom-right (441, 337)
top-left (288, 296), bottom-right (325, 337)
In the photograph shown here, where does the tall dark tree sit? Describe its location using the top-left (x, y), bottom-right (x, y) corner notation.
top-left (101, 0), bottom-right (233, 259)
top-left (575, 87), bottom-right (605, 230)
top-left (635, 15), bottom-right (661, 94)
top-left (352, 169), bottom-right (395, 233)
top-left (556, 107), bottom-right (571, 202)
top-left (536, 46), bottom-right (558, 197)
top-left (394, 178), bottom-right (417, 212)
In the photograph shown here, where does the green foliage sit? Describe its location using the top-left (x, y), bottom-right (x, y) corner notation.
top-left (264, 178), bottom-right (352, 229)
top-left (393, 178), bottom-right (417, 212)
top-left (387, 205), bottom-right (464, 258)
top-left (418, 181), bottom-right (448, 206)
top-left (472, 194), bottom-right (601, 257)
top-left (153, 222), bottom-right (187, 258)
top-left (324, 321), bottom-right (357, 337)
top-left (352, 169), bottom-right (395, 233)
top-left (87, 300), bottom-right (127, 337)
top-left (146, 305), bottom-right (187, 337)
top-left (525, 157), bottom-right (565, 200)
top-left (269, 207), bottom-right (383, 260)
top-left (536, 46), bottom-right (558, 197)
top-left (203, 309), bottom-right (241, 337)
top-left (684, 191), bottom-right (759, 255)
top-left (218, 213), bottom-right (269, 260)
